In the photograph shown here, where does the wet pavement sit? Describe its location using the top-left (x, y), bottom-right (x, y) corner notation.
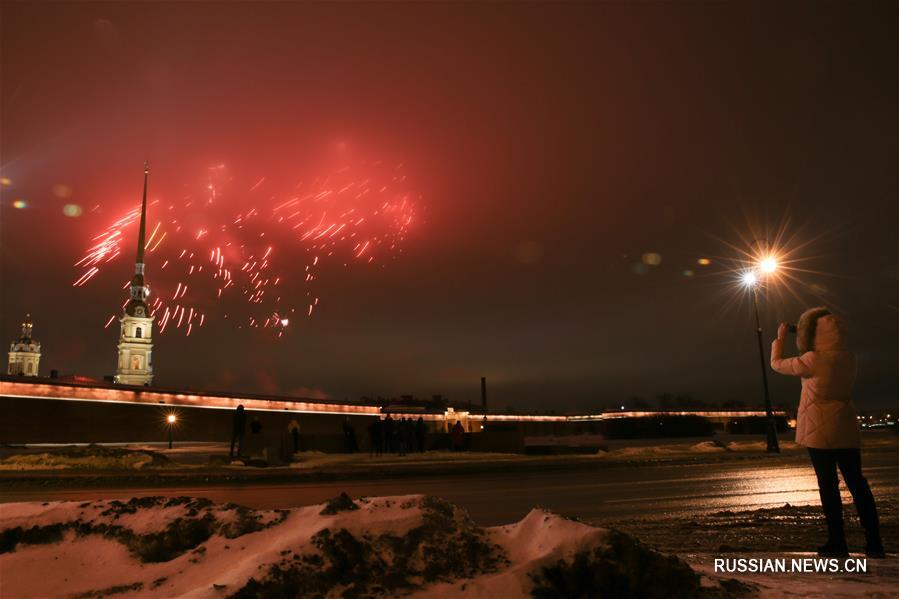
top-left (3, 442), bottom-right (896, 596)
top-left (2, 448), bottom-right (896, 531)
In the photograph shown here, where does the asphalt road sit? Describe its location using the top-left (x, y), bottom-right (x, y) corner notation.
top-left (3, 451), bottom-right (897, 526)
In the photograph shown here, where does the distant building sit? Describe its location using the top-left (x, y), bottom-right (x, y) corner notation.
top-left (115, 162), bottom-right (154, 386)
top-left (8, 314), bottom-right (41, 376)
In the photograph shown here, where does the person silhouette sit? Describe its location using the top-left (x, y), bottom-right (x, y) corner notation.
top-left (771, 308), bottom-right (884, 558)
top-left (230, 405), bottom-right (246, 459)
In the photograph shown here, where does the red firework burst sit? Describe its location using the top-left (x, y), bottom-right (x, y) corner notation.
top-left (74, 160), bottom-right (419, 337)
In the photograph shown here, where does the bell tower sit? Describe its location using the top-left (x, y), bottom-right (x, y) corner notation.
top-left (8, 314), bottom-right (41, 376)
top-left (115, 162), bottom-right (155, 386)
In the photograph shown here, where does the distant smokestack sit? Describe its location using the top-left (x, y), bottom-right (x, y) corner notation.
top-left (480, 377), bottom-right (487, 412)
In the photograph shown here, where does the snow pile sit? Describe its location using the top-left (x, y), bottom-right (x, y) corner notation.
top-left (0, 494), bottom-right (734, 598)
top-left (418, 508), bottom-right (716, 598)
top-left (601, 442), bottom-right (727, 459)
top-left (690, 441), bottom-right (729, 453)
top-left (726, 440), bottom-right (800, 453)
top-left (287, 451), bottom-right (525, 470)
top-left (232, 494), bottom-right (504, 598)
top-left (0, 445), bottom-right (173, 471)
top-left (599, 439), bottom-right (804, 459)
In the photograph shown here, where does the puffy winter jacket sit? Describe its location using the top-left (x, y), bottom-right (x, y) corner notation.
top-left (770, 307), bottom-right (860, 449)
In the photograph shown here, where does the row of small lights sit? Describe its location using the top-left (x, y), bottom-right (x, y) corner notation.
top-left (858, 414), bottom-right (895, 427)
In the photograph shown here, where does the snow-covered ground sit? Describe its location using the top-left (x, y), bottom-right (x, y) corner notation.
top-left (594, 500), bottom-right (899, 598)
top-left (0, 440), bottom-right (796, 472)
top-left (3, 435), bottom-right (895, 472)
top-left (0, 445), bottom-right (175, 471)
top-left (686, 553), bottom-right (899, 598)
top-left (598, 439), bottom-right (798, 458)
top-left (0, 494), bottom-right (749, 598)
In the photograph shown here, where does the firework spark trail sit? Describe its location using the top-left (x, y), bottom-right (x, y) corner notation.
top-left (74, 161), bottom-right (418, 336)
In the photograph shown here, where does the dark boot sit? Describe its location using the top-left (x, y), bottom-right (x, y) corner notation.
top-left (830, 448), bottom-right (883, 559)
top-left (865, 534), bottom-right (886, 559)
top-left (817, 537), bottom-right (849, 558)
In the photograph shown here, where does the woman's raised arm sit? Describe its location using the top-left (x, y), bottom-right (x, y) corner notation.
top-left (770, 324), bottom-right (816, 377)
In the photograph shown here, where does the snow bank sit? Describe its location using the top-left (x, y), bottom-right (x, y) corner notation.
top-left (0, 494), bottom-right (736, 598)
top-left (598, 439), bottom-right (804, 459)
top-left (726, 440), bottom-right (800, 452)
top-left (690, 441), bottom-right (729, 453)
top-left (287, 451), bottom-right (524, 470)
top-left (601, 441), bottom-right (727, 458)
top-left (0, 445), bottom-right (173, 471)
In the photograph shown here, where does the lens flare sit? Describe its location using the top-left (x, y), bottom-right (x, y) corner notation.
top-left (759, 257), bottom-right (777, 273)
top-left (63, 204), bottom-right (83, 217)
top-left (53, 184), bottom-right (73, 198)
top-left (742, 271), bottom-right (758, 287)
top-left (704, 213), bottom-right (841, 320)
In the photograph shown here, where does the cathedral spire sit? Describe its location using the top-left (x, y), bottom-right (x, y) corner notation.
top-left (136, 161), bottom-right (149, 267)
top-left (116, 162), bottom-right (155, 386)
top-left (126, 162), bottom-right (151, 314)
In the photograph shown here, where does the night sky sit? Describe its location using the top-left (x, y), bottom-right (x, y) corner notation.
top-left (1, 2), bottom-right (896, 411)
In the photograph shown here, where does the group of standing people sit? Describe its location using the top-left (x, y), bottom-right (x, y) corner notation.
top-left (229, 406), bottom-right (265, 458)
top-left (368, 415), bottom-right (427, 456)
top-left (229, 404), bottom-right (269, 458)
top-left (229, 405), bottom-right (297, 459)
top-left (229, 409), bottom-right (462, 459)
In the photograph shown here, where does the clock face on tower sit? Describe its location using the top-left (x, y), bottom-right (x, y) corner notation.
top-left (135, 307), bottom-right (145, 317)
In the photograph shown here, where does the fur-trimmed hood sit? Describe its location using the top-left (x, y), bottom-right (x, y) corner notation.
top-left (772, 307), bottom-right (858, 448)
top-left (796, 306), bottom-right (847, 353)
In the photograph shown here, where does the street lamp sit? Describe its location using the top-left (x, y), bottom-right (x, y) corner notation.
top-left (741, 258), bottom-right (780, 454)
top-left (166, 413), bottom-right (177, 449)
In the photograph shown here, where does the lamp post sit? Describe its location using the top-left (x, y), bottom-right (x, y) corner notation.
top-left (166, 413), bottom-right (177, 449)
top-left (742, 262), bottom-right (780, 454)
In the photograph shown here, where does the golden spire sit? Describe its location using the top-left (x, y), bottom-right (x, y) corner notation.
top-left (136, 161), bottom-right (149, 265)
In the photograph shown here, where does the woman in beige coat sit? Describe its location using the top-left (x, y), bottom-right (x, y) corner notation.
top-left (771, 307), bottom-right (884, 558)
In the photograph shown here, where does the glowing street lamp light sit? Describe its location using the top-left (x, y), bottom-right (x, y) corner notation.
top-left (742, 254), bottom-right (780, 454)
top-left (166, 413), bottom-right (177, 449)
